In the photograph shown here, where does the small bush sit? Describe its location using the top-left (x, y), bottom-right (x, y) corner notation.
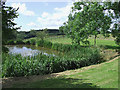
top-left (36, 40), bottom-right (44, 47)
top-left (7, 40), bottom-right (15, 45)
top-left (30, 39), bottom-right (36, 45)
top-left (36, 40), bottom-right (52, 48)
top-left (2, 46), bottom-right (9, 53)
top-left (25, 41), bottom-right (30, 45)
top-left (43, 40), bottom-right (52, 48)
top-left (15, 40), bottom-right (25, 45)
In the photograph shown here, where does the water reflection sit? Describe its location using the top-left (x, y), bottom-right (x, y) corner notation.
top-left (7, 45), bottom-right (57, 57)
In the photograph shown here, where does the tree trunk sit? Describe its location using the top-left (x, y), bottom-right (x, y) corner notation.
top-left (94, 35), bottom-right (97, 46)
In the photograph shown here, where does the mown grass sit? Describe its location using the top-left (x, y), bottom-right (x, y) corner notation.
top-left (46, 35), bottom-right (117, 46)
top-left (24, 34), bottom-right (118, 48)
top-left (12, 58), bottom-right (119, 88)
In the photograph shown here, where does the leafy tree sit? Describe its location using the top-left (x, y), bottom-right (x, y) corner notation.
top-left (1, 0), bottom-right (20, 52)
top-left (36, 28), bottom-right (48, 41)
top-left (62, 2), bottom-right (112, 46)
top-left (16, 31), bottom-right (26, 40)
top-left (104, 2), bottom-right (120, 46)
top-left (59, 26), bottom-right (64, 35)
top-left (28, 29), bottom-right (36, 37)
top-left (1, 0), bottom-right (20, 45)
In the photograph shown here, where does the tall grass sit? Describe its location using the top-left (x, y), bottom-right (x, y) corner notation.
top-left (2, 47), bottom-right (104, 77)
top-left (3, 39), bottom-right (105, 77)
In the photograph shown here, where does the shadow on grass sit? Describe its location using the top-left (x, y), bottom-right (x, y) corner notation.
top-left (12, 76), bottom-right (100, 88)
top-left (100, 45), bottom-right (120, 50)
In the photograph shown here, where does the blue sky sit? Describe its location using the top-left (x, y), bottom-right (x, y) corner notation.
top-left (6, 1), bottom-right (73, 31)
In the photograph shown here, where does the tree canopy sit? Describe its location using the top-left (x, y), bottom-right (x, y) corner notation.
top-left (61, 2), bottom-right (120, 46)
top-left (36, 28), bottom-right (48, 41)
top-left (1, 0), bottom-right (20, 44)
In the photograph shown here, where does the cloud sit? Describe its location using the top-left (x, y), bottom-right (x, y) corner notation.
top-left (37, 2), bottom-right (73, 29)
top-left (41, 12), bottom-right (50, 18)
top-left (27, 22), bottom-right (36, 26)
top-left (27, 22), bottom-right (41, 29)
top-left (11, 3), bottom-right (35, 16)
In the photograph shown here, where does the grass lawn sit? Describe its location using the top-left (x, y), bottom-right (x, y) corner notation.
top-left (45, 35), bottom-right (117, 46)
top-left (24, 35), bottom-right (119, 48)
top-left (11, 57), bottom-right (119, 88)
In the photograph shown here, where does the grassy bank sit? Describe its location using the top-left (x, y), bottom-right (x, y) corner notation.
top-left (2, 47), bottom-right (103, 77)
top-left (11, 57), bottom-right (119, 88)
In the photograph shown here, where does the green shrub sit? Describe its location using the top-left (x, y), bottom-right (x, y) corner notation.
top-left (36, 40), bottom-right (44, 47)
top-left (2, 46), bottom-right (9, 53)
top-left (30, 39), bottom-right (36, 45)
top-left (7, 40), bottom-right (15, 45)
top-left (43, 40), bottom-right (52, 48)
top-left (25, 40), bottom-right (30, 45)
top-left (36, 40), bottom-right (52, 48)
top-left (15, 40), bottom-right (25, 44)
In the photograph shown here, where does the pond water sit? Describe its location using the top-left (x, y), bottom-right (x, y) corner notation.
top-left (6, 45), bottom-right (61, 57)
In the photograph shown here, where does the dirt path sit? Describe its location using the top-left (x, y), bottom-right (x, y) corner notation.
top-left (1, 56), bottom-right (120, 88)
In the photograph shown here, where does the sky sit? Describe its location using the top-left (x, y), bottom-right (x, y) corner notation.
top-left (6, 1), bottom-right (74, 31)
top-left (5, 0), bottom-right (119, 31)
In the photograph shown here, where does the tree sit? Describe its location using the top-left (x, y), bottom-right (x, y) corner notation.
top-left (59, 26), bottom-right (64, 35)
top-left (1, 0), bottom-right (20, 52)
top-left (62, 2), bottom-right (112, 46)
top-left (104, 2), bottom-right (120, 46)
top-left (16, 31), bottom-right (26, 40)
top-left (1, 0), bottom-right (20, 45)
top-left (36, 28), bottom-right (48, 41)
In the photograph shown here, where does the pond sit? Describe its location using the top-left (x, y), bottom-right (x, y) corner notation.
top-left (6, 45), bottom-right (61, 57)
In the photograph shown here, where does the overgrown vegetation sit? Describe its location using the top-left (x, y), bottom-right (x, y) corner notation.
top-left (12, 58), bottom-right (118, 88)
top-left (2, 47), bottom-right (103, 77)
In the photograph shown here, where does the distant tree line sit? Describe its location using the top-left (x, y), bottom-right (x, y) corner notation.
top-left (16, 29), bottom-right (64, 40)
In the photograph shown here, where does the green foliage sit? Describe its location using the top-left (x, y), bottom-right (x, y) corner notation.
top-left (24, 40), bottom-right (30, 45)
top-left (35, 39), bottom-right (72, 52)
top-left (15, 40), bottom-right (25, 45)
top-left (29, 29), bottom-right (36, 37)
top-left (100, 2), bottom-right (120, 46)
top-left (2, 47), bottom-right (103, 77)
top-left (2, 2), bottom-right (20, 45)
top-left (111, 21), bottom-right (120, 46)
top-left (16, 31), bottom-right (27, 40)
top-left (7, 40), bottom-right (15, 45)
top-left (12, 58), bottom-right (118, 88)
top-left (36, 40), bottom-right (52, 48)
top-left (43, 40), bottom-right (52, 48)
top-left (30, 39), bottom-right (36, 45)
top-left (36, 40), bottom-right (44, 47)
top-left (2, 46), bottom-right (9, 53)
top-left (36, 28), bottom-right (48, 41)
top-left (61, 2), bottom-right (114, 45)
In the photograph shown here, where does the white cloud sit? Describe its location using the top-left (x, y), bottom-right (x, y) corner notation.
top-left (27, 22), bottom-right (36, 26)
top-left (11, 3), bottom-right (35, 16)
top-left (41, 12), bottom-right (50, 18)
top-left (27, 22), bottom-right (42, 29)
top-left (37, 2), bottom-right (73, 29)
